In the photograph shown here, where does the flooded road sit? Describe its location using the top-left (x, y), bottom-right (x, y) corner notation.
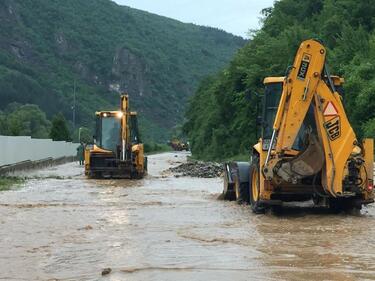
top-left (1, 152), bottom-right (375, 281)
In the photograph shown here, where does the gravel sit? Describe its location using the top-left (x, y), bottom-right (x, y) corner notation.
top-left (169, 161), bottom-right (222, 178)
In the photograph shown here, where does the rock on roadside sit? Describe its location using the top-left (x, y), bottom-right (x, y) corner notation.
top-left (102, 268), bottom-right (112, 276)
top-left (168, 161), bottom-right (222, 178)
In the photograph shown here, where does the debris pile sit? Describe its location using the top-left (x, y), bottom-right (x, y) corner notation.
top-left (102, 268), bottom-right (112, 276)
top-left (169, 161), bottom-right (222, 178)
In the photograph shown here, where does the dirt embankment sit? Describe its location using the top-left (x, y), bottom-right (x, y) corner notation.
top-left (168, 161), bottom-right (222, 178)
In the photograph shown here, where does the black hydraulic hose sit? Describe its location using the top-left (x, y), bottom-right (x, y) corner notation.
top-left (324, 63), bottom-right (336, 93)
top-left (312, 172), bottom-right (329, 198)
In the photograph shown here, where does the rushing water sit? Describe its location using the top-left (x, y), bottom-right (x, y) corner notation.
top-left (0, 152), bottom-right (374, 281)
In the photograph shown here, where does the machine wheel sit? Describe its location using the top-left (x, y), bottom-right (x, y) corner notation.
top-left (249, 155), bottom-right (265, 214)
top-left (144, 157), bottom-right (148, 172)
top-left (222, 163), bottom-right (235, 201)
top-left (234, 174), bottom-right (249, 204)
top-left (329, 198), bottom-right (362, 213)
top-left (93, 172), bottom-right (103, 179)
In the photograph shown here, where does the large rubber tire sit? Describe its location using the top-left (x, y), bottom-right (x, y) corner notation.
top-left (249, 155), bottom-right (265, 214)
top-left (93, 172), bottom-right (103, 179)
top-left (144, 157), bottom-right (148, 172)
top-left (329, 198), bottom-right (362, 214)
top-left (222, 164), bottom-right (235, 201)
top-left (234, 176), bottom-right (250, 204)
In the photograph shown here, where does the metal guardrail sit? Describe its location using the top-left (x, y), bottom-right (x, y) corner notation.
top-left (0, 156), bottom-right (75, 176)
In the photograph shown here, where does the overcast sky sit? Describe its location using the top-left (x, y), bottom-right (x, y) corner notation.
top-left (112, 0), bottom-right (275, 37)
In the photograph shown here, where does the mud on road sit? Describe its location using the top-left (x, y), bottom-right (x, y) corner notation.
top-left (0, 152), bottom-right (375, 281)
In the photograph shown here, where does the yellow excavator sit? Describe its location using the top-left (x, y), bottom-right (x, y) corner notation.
top-left (223, 39), bottom-right (374, 212)
top-left (168, 139), bottom-right (189, 151)
top-left (84, 94), bottom-right (147, 179)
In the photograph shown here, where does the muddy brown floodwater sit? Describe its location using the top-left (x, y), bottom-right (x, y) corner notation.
top-left (0, 152), bottom-right (375, 281)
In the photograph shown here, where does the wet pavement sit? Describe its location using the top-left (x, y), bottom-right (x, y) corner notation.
top-left (0, 152), bottom-right (375, 281)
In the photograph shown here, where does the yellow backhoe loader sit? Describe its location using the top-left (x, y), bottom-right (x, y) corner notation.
top-left (168, 139), bottom-right (189, 151)
top-left (85, 94), bottom-right (147, 179)
top-left (223, 39), bottom-right (374, 213)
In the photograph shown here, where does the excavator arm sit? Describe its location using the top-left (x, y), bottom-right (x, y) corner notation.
top-left (120, 94), bottom-right (130, 161)
top-left (272, 40), bottom-right (325, 150)
top-left (263, 39), bottom-right (364, 197)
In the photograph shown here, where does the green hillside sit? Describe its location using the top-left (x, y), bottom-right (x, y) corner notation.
top-left (184, 0), bottom-right (375, 160)
top-left (0, 0), bottom-right (245, 140)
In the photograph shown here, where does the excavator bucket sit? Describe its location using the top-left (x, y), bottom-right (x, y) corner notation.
top-left (277, 133), bottom-right (325, 183)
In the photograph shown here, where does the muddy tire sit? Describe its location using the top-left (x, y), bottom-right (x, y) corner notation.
top-left (329, 198), bottom-right (362, 213)
top-left (223, 165), bottom-right (235, 201)
top-left (222, 190), bottom-right (235, 201)
top-left (234, 176), bottom-right (249, 204)
top-left (93, 172), bottom-right (102, 179)
top-left (249, 155), bottom-right (265, 214)
top-left (144, 157), bottom-right (148, 172)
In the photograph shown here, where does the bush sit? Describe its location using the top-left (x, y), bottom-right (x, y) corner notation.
top-left (49, 113), bottom-right (71, 141)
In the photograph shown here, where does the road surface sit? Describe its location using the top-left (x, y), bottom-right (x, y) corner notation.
top-left (0, 152), bottom-right (375, 281)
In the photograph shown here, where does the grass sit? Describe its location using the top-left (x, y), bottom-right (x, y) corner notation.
top-left (0, 177), bottom-right (25, 191)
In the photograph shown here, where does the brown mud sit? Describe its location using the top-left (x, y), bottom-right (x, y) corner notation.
top-left (0, 152), bottom-right (374, 281)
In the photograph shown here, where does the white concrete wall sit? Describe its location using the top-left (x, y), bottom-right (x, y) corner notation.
top-left (0, 136), bottom-right (79, 166)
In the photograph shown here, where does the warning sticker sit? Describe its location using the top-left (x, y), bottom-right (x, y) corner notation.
top-left (323, 101), bottom-right (338, 116)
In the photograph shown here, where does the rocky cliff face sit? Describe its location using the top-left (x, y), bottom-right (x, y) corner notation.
top-left (110, 47), bottom-right (148, 99)
top-left (0, 0), bottom-right (246, 140)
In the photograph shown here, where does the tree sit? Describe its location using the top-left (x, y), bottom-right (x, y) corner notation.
top-left (0, 111), bottom-right (8, 135)
top-left (72, 127), bottom-right (93, 144)
top-left (49, 113), bottom-right (71, 141)
top-left (1, 103), bottom-right (51, 138)
top-left (184, 0), bottom-right (375, 160)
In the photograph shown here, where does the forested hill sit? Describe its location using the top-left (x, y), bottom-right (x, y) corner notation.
top-left (0, 0), bottom-right (245, 140)
top-left (184, 0), bottom-right (375, 160)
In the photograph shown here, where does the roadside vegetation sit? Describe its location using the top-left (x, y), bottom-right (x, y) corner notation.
top-left (184, 0), bottom-right (375, 160)
top-left (0, 0), bottom-right (244, 142)
top-left (0, 177), bottom-right (24, 191)
top-left (0, 103), bottom-right (72, 141)
top-left (49, 113), bottom-right (72, 141)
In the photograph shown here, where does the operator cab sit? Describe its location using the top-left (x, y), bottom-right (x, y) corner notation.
top-left (95, 111), bottom-right (122, 152)
top-left (261, 77), bottom-right (284, 151)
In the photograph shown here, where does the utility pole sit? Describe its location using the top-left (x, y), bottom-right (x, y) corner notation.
top-left (72, 79), bottom-right (76, 130)
top-left (78, 127), bottom-right (83, 143)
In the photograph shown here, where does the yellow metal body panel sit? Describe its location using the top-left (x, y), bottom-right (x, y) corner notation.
top-left (84, 147), bottom-right (90, 174)
top-left (330, 76), bottom-right (344, 86)
top-left (253, 141), bottom-right (271, 200)
top-left (312, 81), bottom-right (357, 195)
top-left (95, 111), bottom-right (120, 116)
top-left (262, 39), bottom-right (373, 200)
top-left (84, 144), bottom-right (113, 175)
top-left (363, 139), bottom-right (374, 199)
top-left (121, 95), bottom-right (130, 149)
top-left (263, 77), bottom-right (285, 84)
top-left (132, 143), bottom-right (145, 173)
